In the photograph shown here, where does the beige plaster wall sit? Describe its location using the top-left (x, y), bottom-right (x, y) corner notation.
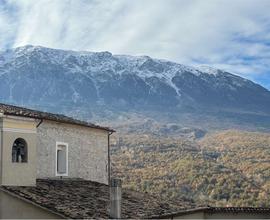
top-left (0, 190), bottom-right (61, 219)
top-left (0, 116), bottom-right (37, 186)
top-left (37, 120), bottom-right (109, 184)
top-left (174, 211), bottom-right (205, 219)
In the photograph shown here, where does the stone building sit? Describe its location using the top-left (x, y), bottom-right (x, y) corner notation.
top-left (0, 103), bottom-right (114, 186)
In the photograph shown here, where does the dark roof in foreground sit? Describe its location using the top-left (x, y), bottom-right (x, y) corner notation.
top-left (151, 207), bottom-right (270, 219)
top-left (1, 179), bottom-right (196, 219)
top-left (0, 103), bottom-right (114, 132)
top-left (207, 207), bottom-right (270, 213)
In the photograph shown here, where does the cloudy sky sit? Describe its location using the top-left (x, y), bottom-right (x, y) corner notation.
top-left (0, 0), bottom-right (270, 89)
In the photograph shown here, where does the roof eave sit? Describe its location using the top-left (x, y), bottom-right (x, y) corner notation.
top-left (3, 112), bottom-right (115, 133)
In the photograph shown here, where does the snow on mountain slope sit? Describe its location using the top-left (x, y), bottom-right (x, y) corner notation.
top-left (0, 45), bottom-right (269, 126)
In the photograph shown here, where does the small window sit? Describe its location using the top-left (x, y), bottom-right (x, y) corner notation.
top-left (12, 138), bottom-right (28, 163)
top-left (56, 142), bottom-right (68, 176)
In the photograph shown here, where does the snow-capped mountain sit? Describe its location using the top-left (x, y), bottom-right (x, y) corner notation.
top-left (0, 45), bottom-right (270, 130)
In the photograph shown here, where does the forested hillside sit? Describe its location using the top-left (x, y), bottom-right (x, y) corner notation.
top-left (111, 130), bottom-right (270, 207)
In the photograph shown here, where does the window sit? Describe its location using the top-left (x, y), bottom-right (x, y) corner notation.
top-left (56, 142), bottom-right (68, 176)
top-left (12, 138), bottom-right (28, 163)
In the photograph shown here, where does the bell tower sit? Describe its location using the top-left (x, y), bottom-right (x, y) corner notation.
top-left (0, 114), bottom-right (37, 186)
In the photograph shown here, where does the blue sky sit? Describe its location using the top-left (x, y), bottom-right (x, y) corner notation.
top-left (0, 0), bottom-right (270, 89)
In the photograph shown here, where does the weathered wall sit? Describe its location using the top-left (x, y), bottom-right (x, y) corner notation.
top-left (0, 189), bottom-right (61, 219)
top-left (0, 116), bottom-right (37, 186)
top-left (174, 211), bottom-right (205, 219)
top-left (37, 120), bottom-right (109, 184)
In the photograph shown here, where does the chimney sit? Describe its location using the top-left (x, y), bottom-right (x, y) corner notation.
top-left (109, 178), bottom-right (122, 219)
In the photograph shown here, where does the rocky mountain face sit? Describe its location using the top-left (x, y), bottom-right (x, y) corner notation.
top-left (0, 45), bottom-right (270, 133)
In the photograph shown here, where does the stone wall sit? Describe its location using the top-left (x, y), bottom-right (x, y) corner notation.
top-left (36, 120), bottom-right (109, 184)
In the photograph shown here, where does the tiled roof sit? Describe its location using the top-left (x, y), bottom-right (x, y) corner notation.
top-left (1, 179), bottom-right (196, 219)
top-left (0, 103), bottom-right (114, 132)
top-left (207, 207), bottom-right (270, 214)
top-left (150, 206), bottom-right (270, 219)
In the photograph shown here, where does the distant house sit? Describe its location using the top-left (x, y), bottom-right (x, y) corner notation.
top-left (0, 103), bottom-right (269, 219)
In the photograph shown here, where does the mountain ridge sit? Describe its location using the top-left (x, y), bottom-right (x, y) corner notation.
top-left (2, 45), bottom-right (266, 86)
top-left (0, 45), bottom-right (270, 133)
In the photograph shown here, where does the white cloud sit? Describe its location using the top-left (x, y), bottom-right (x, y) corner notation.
top-left (0, 0), bottom-right (270, 86)
top-left (0, 1), bottom-right (17, 48)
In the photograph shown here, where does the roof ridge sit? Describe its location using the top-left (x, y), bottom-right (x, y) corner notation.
top-left (0, 102), bottom-right (114, 132)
